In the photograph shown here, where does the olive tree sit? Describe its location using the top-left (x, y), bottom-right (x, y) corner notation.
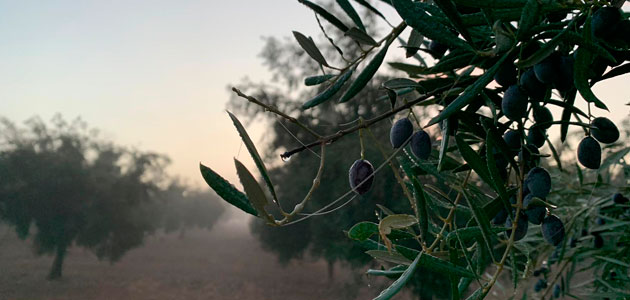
top-left (201, 0), bottom-right (630, 298)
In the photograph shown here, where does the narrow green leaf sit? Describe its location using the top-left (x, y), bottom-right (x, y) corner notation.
top-left (298, 0), bottom-right (349, 32)
top-left (419, 253), bottom-right (476, 278)
top-left (302, 67), bottom-right (354, 109)
top-left (379, 214), bottom-right (418, 235)
top-left (434, 0), bottom-right (473, 44)
top-left (304, 74), bottom-right (335, 86)
top-left (463, 191), bottom-right (496, 262)
top-left (400, 161), bottom-right (429, 242)
top-left (344, 27), bottom-right (378, 46)
top-left (406, 29), bottom-right (424, 58)
top-left (227, 111), bottom-right (279, 206)
top-left (449, 246), bottom-right (461, 300)
top-left (574, 15), bottom-right (608, 110)
top-left (485, 131), bottom-right (510, 207)
top-left (373, 252), bottom-right (422, 300)
top-left (353, 0), bottom-right (389, 23)
top-left (382, 78), bottom-right (420, 90)
top-left (336, 0), bottom-right (365, 31)
top-left (293, 31), bottom-right (330, 67)
top-left (429, 51), bottom-right (477, 73)
top-left (199, 163), bottom-right (257, 216)
top-left (438, 120), bottom-right (451, 172)
top-left (516, 0), bottom-right (541, 40)
top-left (560, 88), bottom-right (577, 142)
top-left (516, 29), bottom-right (567, 68)
top-left (594, 255), bottom-right (630, 268)
top-left (387, 62), bottom-right (428, 75)
top-left (339, 41), bottom-right (394, 103)
top-left (450, 0), bottom-right (527, 8)
top-left (455, 134), bottom-right (493, 187)
top-left (461, 8), bottom-right (523, 26)
top-left (348, 221), bottom-right (415, 241)
top-left (544, 134), bottom-right (563, 171)
top-left (234, 158), bottom-right (274, 223)
top-left (592, 63), bottom-right (630, 86)
top-left (426, 51), bottom-right (511, 126)
top-left (367, 268), bottom-right (406, 277)
top-left (391, 0), bottom-right (472, 51)
top-left (366, 250), bottom-right (413, 265)
top-left (446, 226), bottom-right (507, 244)
top-left (601, 147), bottom-right (630, 170)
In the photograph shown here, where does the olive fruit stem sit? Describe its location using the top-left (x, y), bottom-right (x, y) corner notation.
top-left (358, 118), bottom-right (366, 160)
top-left (279, 80), bottom-right (474, 160)
top-left (366, 128), bottom-right (426, 250)
top-left (275, 143), bottom-right (326, 225)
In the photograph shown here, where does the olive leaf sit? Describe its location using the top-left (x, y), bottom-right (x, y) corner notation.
top-left (199, 163), bottom-right (258, 216)
top-left (234, 158), bottom-right (275, 224)
top-left (292, 31), bottom-right (330, 67)
top-left (378, 214), bottom-right (418, 252)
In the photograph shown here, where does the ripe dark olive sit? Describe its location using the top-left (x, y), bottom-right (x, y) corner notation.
top-left (519, 69), bottom-right (547, 102)
top-left (494, 60), bottom-right (517, 87)
top-left (554, 55), bottom-right (575, 93)
top-left (593, 233), bottom-right (604, 248)
top-left (534, 279), bottom-right (548, 292)
top-left (523, 194), bottom-right (546, 225)
top-left (519, 144), bottom-right (540, 172)
top-left (505, 212), bottom-right (529, 241)
top-left (613, 193), bottom-right (629, 204)
top-left (542, 215), bottom-right (565, 246)
top-left (591, 7), bottom-right (622, 40)
top-left (534, 53), bottom-right (561, 84)
top-left (591, 117), bottom-right (620, 144)
top-left (348, 159), bottom-right (374, 195)
top-left (596, 217), bottom-right (606, 225)
top-left (525, 167), bottom-right (551, 198)
top-left (503, 129), bottom-right (522, 152)
top-left (390, 118), bottom-right (413, 148)
top-left (553, 284), bottom-right (561, 298)
top-left (502, 85), bottom-right (529, 121)
top-left (492, 208), bottom-right (508, 225)
top-left (533, 106), bottom-right (553, 130)
top-left (527, 127), bottom-right (546, 149)
top-left (429, 40), bottom-right (448, 59)
top-left (611, 20), bottom-right (630, 47)
top-left (577, 136), bottom-right (601, 169)
top-left (410, 130), bottom-right (432, 160)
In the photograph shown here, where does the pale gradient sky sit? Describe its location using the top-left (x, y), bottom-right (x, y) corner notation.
top-left (0, 1), bottom-right (628, 190)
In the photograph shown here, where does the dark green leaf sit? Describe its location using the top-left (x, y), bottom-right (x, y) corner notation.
top-left (227, 111), bottom-right (279, 205)
top-left (388, 62), bottom-right (428, 76)
top-left (339, 41), bottom-right (394, 103)
top-left (345, 27), bottom-right (378, 46)
top-left (516, 0), bottom-right (541, 40)
top-left (391, 0), bottom-right (472, 51)
top-left (400, 162), bottom-right (429, 242)
top-left (336, 0), bottom-right (365, 31)
top-left (406, 29), bottom-right (424, 58)
top-left (463, 191), bottom-right (496, 262)
top-left (560, 88), bottom-right (577, 142)
top-left (366, 250), bottom-right (413, 265)
top-left (298, 0), bottom-right (349, 32)
top-left (516, 30), bottom-right (567, 68)
top-left (353, 0), bottom-right (389, 23)
top-left (234, 158), bottom-right (274, 223)
top-left (382, 78), bottom-right (420, 90)
top-left (293, 31), bottom-right (330, 67)
top-left (373, 252), bottom-right (422, 300)
top-left (429, 51), bottom-right (477, 73)
top-left (302, 67), bottom-right (354, 109)
top-left (485, 131), bottom-right (510, 207)
top-left (446, 226), bottom-right (507, 244)
top-left (419, 253), bottom-right (476, 278)
top-left (426, 51), bottom-right (511, 126)
top-left (199, 163), bottom-right (257, 216)
top-left (574, 15), bottom-right (608, 110)
top-left (304, 74), bottom-right (335, 86)
top-left (434, 0), bottom-right (474, 44)
top-left (545, 134), bottom-right (563, 171)
top-left (455, 134), bottom-right (493, 187)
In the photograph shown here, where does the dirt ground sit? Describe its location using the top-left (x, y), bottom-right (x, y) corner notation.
top-left (0, 219), bottom-right (415, 300)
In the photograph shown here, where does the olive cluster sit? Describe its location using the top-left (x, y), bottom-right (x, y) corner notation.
top-left (348, 117), bottom-right (433, 195)
top-left (492, 167), bottom-right (565, 246)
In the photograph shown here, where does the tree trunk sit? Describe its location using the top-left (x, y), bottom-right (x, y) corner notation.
top-left (47, 245), bottom-right (66, 280)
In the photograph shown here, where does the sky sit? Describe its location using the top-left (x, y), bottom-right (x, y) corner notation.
top-left (0, 1), bottom-right (628, 192)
